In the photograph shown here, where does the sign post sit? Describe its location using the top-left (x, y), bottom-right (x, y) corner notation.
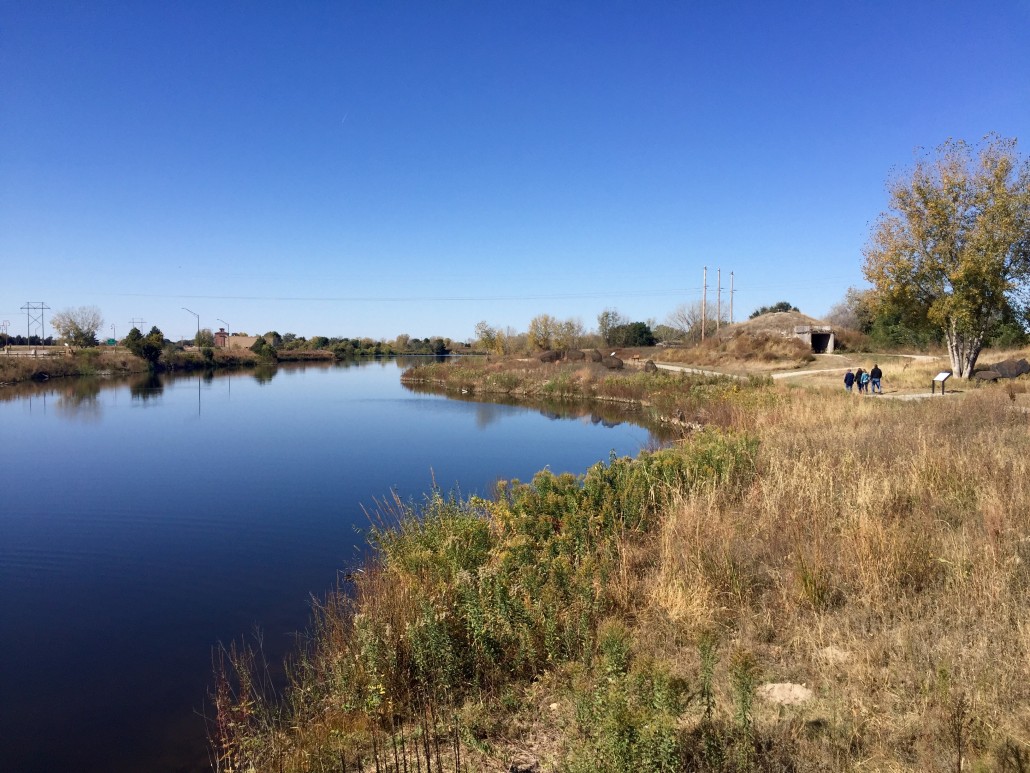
top-left (932, 372), bottom-right (952, 394)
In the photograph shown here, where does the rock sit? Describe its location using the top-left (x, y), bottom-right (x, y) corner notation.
top-left (990, 358), bottom-right (1030, 379)
top-left (508, 761), bottom-right (540, 773)
top-left (601, 356), bottom-right (624, 370)
top-left (643, 359), bottom-right (658, 372)
top-left (974, 370), bottom-right (1001, 382)
top-left (565, 348), bottom-right (586, 361)
top-left (757, 682), bottom-right (814, 706)
top-left (538, 350), bottom-right (561, 363)
top-left (587, 349), bottom-right (602, 362)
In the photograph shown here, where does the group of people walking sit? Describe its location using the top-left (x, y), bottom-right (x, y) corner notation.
top-left (844, 364), bottom-right (883, 394)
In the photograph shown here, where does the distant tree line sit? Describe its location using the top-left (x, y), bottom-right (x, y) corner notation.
top-left (1, 334), bottom-right (55, 346)
top-left (247, 331), bottom-right (455, 361)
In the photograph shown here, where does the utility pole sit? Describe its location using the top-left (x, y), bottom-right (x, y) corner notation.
top-left (717, 268), bottom-right (722, 332)
top-left (701, 266), bottom-right (707, 342)
top-left (730, 271), bottom-right (735, 324)
top-left (130, 317), bottom-right (145, 331)
top-left (182, 307), bottom-right (200, 346)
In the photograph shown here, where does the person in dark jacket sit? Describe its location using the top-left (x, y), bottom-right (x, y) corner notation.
top-left (854, 368), bottom-right (865, 394)
top-left (844, 369), bottom-right (855, 392)
top-left (870, 364), bottom-right (883, 393)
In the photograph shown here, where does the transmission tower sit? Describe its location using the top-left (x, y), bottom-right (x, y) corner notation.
top-left (21, 302), bottom-right (50, 343)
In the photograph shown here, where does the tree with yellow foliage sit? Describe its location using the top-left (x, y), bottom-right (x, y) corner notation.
top-left (863, 135), bottom-right (1030, 377)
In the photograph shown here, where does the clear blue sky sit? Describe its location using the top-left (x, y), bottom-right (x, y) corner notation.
top-left (2, 1), bottom-right (1028, 342)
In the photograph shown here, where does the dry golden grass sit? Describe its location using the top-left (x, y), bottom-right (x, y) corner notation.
top-left (645, 387), bottom-right (1030, 770)
top-left (659, 331), bottom-right (815, 372)
top-left (216, 356), bottom-right (1030, 772)
top-left (0, 347), bottom-right (147, 384)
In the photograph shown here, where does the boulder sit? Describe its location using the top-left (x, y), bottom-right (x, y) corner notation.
top-left (601, 355), bottom-right (624, 370)
top-left (643, 359), bottom-right (658, 372)
top-left (538, 350), bottom-right (561, 363)
top-left (990, 358), bottom-right (1030, 379)
top-left (974, 370), bottom-right (1000, 382)
top-left (587, 349), bottom-right (602, 362)
top-left (565, 348), bottom-right (586, 361)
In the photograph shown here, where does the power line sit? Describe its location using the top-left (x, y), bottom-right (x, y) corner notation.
top-left (96, 288), bottom-right (706, 303)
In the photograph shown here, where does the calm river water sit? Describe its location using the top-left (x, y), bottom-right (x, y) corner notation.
top-left (0, 358), bottom-right (658, 772)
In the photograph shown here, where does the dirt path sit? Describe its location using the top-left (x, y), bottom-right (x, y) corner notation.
top-left (655, 357), bottom-right (964, 401)
top-left (653, 362), bottom-right (744, 379)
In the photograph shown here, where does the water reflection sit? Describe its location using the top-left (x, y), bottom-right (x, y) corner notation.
top-left (54, 377), bottom-right (102, 421)
top-left (0, 358), bottom-right (661, 773)
top-left (253, 364), bottom-right (278, 384)
top-left (130, 373), bottom-right (164, 401)
top-left (402, 380), bottom-right (678, 441)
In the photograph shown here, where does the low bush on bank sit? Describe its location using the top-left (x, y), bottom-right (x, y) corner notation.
top-left (213, 433), bottom-right (758, 771)
top-left (213, 378), bottom-right (1030, 772)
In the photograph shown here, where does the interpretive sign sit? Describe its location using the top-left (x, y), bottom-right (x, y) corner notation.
top-left (932, 371), bottom-right (951, 394)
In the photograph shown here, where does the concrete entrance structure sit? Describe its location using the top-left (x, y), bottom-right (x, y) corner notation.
top-left (793, 325), bottom-right (836, 353)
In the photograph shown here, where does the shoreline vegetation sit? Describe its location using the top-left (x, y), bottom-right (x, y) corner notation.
top-left (212, 351), bottom-right (1030, 772)
top-left (0, 344), bottom-right (336, 387)
top-left (0, 331), bottom-right (469, 388)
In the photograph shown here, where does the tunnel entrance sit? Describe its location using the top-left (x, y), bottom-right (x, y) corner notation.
top-left (811, 332), bottom-right (834, 353)
top-left (793, 325), bottom-right (836, 354)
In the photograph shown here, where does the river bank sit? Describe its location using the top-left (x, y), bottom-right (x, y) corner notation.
top-left (0, 345), bottom-right (335, 387)
top-left (213, 361), bottom-right (1030, 772)
top-left (400, 356), bottom-right (773, 430)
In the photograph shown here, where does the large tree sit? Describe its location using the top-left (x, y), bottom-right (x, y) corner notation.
top-left (125, 326), bottom-right (165, 366)
top-left (665, 301), bottom-right (726, 343)
top-left (609, 321), bottom-right (656, 347)
top-left (597, 308), bottom-right (627, 346)
top-left (50, 305), bottom-right (103, 347)
top-left (863, 135), bottom-right (1030, 377)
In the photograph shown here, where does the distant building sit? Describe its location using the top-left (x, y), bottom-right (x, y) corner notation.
top-left (214, 328), bottom-right (228, 348)
top-left (228, 336), bottom-right (259, 350)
